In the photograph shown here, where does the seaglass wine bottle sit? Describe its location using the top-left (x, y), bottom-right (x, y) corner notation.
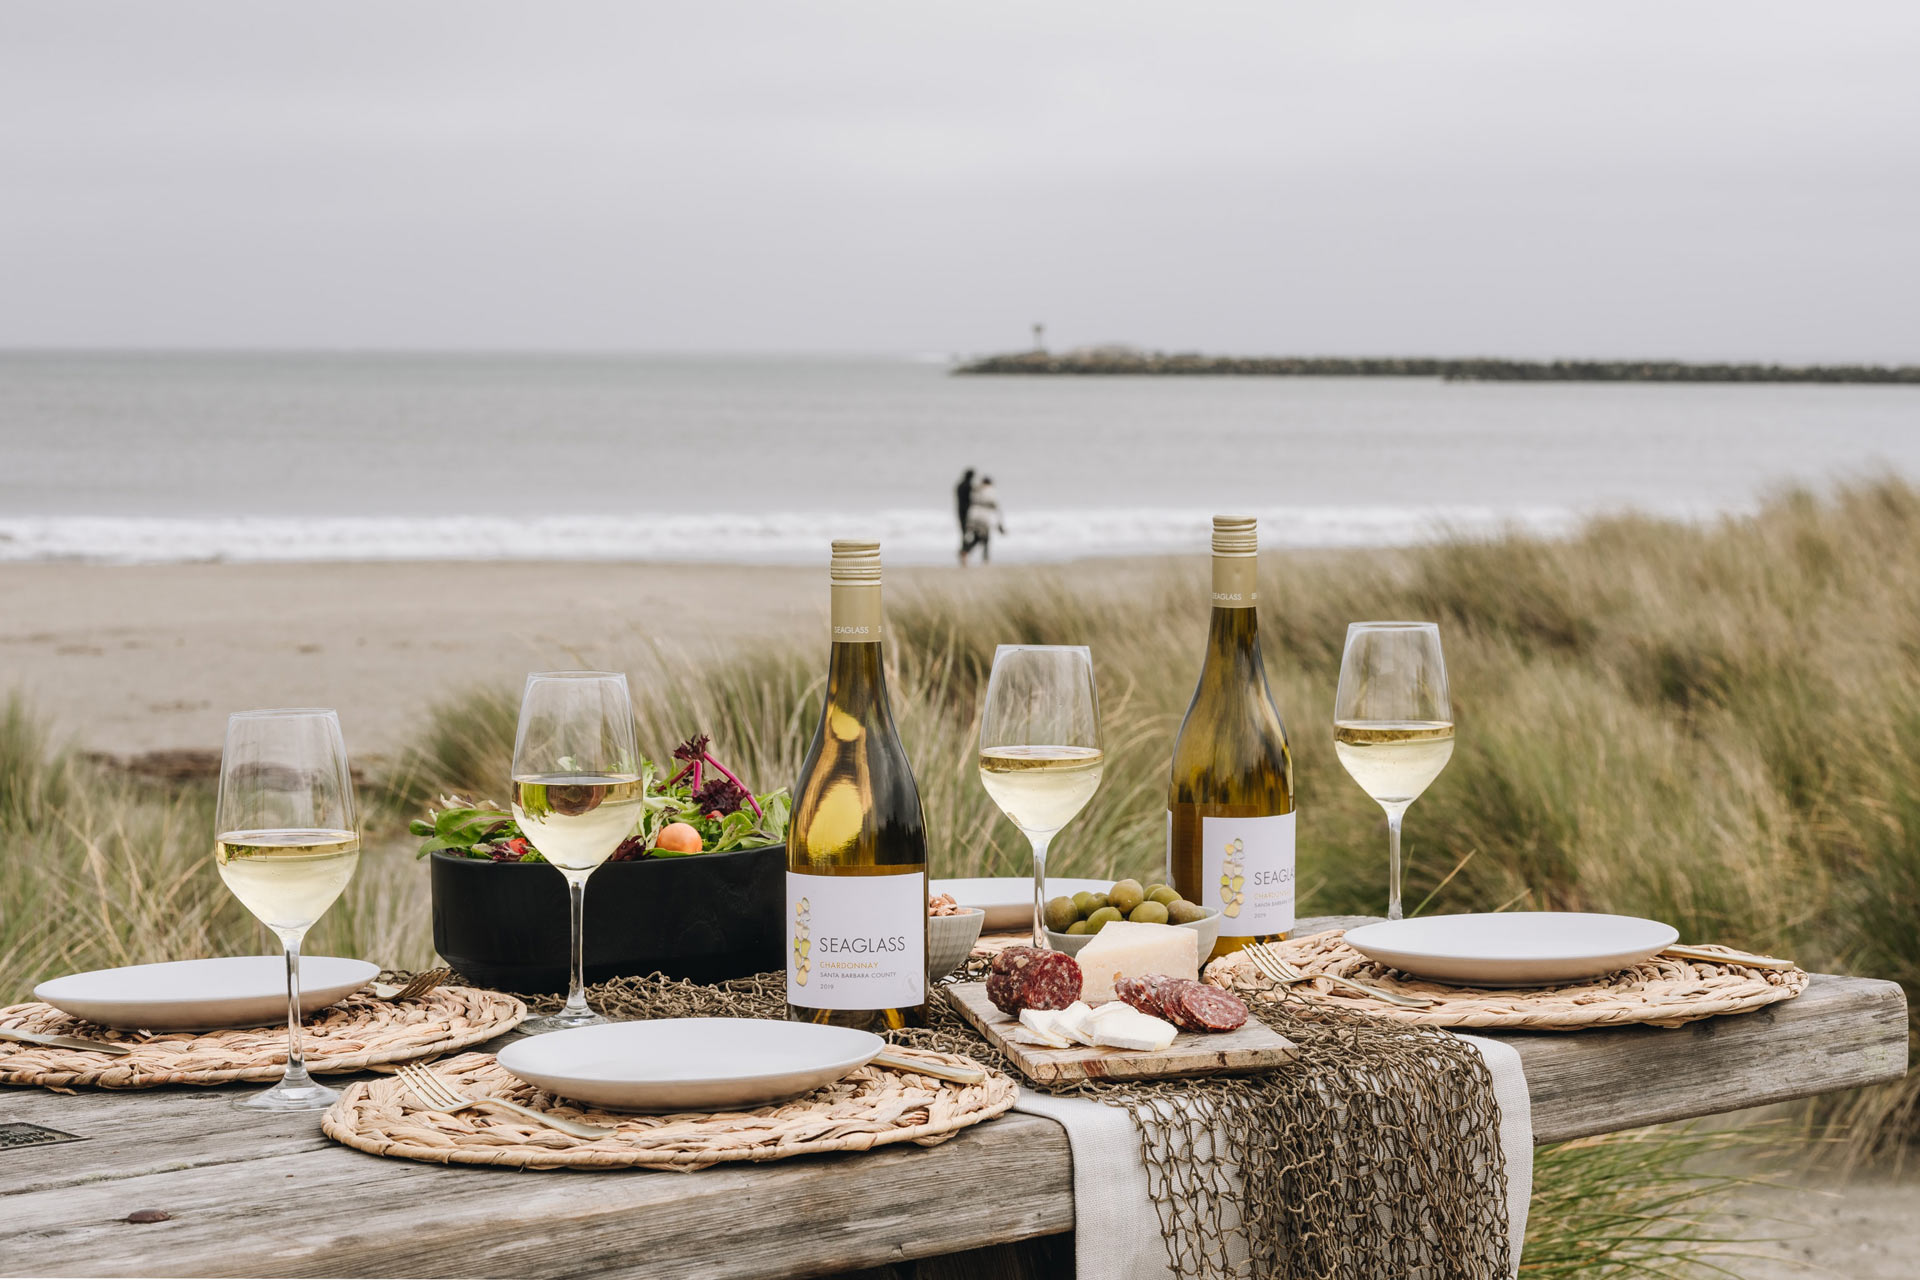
top-left (785, 539), bottom-right (929, 1029)
top-left (1166, 516), bottom-right (1296, 960)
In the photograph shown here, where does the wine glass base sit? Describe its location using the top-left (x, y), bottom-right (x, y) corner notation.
top-left (236, 1075), bottom-right (340, 1112)
top-left (519, 1009), bottom-right (610, 1035)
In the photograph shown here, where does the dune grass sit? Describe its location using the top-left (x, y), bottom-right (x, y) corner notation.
top-left (5, 481), bottom-right (1918, 1276)
top-left (0, 699), bottom-right (433, 994)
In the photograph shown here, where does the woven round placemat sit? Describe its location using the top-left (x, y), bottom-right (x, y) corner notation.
top-left (0, 985), bottom-right (526, 1089)
top-left (322, 1044), bottom-right (1016, 1170)
top-left (1204, 929), bottom-right (1809, 1029)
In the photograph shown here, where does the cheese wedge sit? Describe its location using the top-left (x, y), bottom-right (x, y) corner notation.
top-left (1074, 921), bottom-right (1200, 1003)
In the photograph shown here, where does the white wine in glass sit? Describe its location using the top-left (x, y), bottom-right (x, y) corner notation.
top-left (1331, 722), bottom-right (1455, 807)
top-left (511, 671), bottom-right (641, 1035)
top-left (510, 775), bottom-right (648, 872)
top-left (978, 746), bottom-right (1105, 834)
top-left (214, 708), bottom-right (360, 1112)
top-left (978, 646), bottom-right (1104, 948)
top-left (216, 829), bottom-right (361, 934)
top-left (1333, 623), bottom-right (1453, 921)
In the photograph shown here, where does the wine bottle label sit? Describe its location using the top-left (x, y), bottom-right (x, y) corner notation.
top-left (1193, 813), bottom-right (1295, 932)
top-left (1210, 555), bottom-right (1258, 608)
top-left (786, 870), bottom-right (925, 1009)
top-left (830, 583), bottom-right (884, 642)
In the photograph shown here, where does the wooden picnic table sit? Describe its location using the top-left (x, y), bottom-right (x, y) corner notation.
top-left (1, 916), bottom-right (1907, 1279)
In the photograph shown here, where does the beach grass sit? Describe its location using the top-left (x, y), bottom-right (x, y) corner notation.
top-left (0, 699), bottom-right (433, 994)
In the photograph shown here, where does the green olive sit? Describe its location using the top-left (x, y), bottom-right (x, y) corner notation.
top-left (1107, 878), bottom-right (1145, 914)
top-left (1088, 892), bottom-right (1111, 912)
top-left (1043, 896), bottom-right (1079, 933)
top-left (1071, 891), bottom-right (1101, 918)
top-left (1143, 883), bottom-right (1170, 900)
top-left (1128, 900), bottom-right (1170, 925)
top-left (1148, 886), bottom-right (1182, 907)
top-left (1065, 919), bottom-right (1095, 935)
top-left (1167, 899), bottom-right (1208, 924)
top-left (1086, 906), bottom-right (1124, 931)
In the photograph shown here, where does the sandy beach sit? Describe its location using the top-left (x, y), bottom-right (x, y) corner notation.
top-left (0, 558), bottom-right (1187, 758)
top-left (0, 561), bottom-right (830, 757)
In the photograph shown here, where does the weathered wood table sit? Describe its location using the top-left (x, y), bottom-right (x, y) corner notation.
top-left (2, 917), bottom-right (1907, 1279)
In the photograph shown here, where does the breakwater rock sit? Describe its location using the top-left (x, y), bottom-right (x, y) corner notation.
top-left (954, 351), bottom-right (1920, 384)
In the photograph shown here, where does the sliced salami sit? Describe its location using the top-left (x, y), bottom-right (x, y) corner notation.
top-left (1168, 981), bottom-right (1249, 1033)
top-left (986, 946), bottom-right (1084, 1014)
top-left (1121, 973), bottom-right (1179, 1021)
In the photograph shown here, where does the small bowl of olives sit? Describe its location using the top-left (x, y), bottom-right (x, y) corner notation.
top-left (1041, 879), bottom-right (1221, 958)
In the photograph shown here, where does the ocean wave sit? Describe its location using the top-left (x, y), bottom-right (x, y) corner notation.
top-left (0, 507), bottom-right (1588, 565)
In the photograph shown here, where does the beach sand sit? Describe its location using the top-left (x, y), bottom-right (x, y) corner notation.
top-left (0, 558), bottom-right (1178, 758)
top-left (0, 561), bottom-right (829, 757)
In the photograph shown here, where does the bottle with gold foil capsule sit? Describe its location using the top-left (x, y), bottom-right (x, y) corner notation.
top-left (785, 539), bottom-right (930, 1029)
top-left (1166, 516), bottom-right (1296, 960)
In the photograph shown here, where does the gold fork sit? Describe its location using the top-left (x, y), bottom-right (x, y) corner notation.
top-left (372, 967), bottom-right (453, 1002)
top-left (1244, 943), bottom-right (1436, 1010)
top-left (396, 1061), bottom-right (616, 1140)
top-left (1661, 944), bottom-right (1797, 972)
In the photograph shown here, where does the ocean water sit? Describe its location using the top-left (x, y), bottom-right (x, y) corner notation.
top-left (2, 352), bottom-right (1916, 563)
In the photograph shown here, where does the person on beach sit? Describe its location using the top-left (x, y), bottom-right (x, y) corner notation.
top-left (961, 476), bottom-right (1005, 565)
top-left (955, 468), bottom-right (975, 564)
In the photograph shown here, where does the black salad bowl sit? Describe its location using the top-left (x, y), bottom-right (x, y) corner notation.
top-left (430, 843), bottom-right (784, 994)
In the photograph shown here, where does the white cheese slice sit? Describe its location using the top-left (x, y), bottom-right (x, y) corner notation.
top-left (1083, 1000), bottom-right (1148, 1035)
top-left (1073, 921), bottom-right (1200, 1003)
top-left (1052, 1001), bottom-right (1100, 1045)
top-left (1017, 1007), bottom-right (1073, 1048)
top-left (1086, 1005), bottom-right (1179, 1052)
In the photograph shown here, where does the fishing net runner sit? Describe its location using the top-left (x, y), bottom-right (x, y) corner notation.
top-left (552, 966), bottom-right (1510, 1280)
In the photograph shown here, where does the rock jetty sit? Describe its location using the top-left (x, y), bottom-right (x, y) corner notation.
top-left (954, 350), bottom-right (1920, 383)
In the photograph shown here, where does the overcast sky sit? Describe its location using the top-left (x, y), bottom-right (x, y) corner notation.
top-left (2, 2), bottom-right (1917, 360)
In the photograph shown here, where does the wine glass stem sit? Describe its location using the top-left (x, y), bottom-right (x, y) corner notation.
top-left (1385, 806), bottom-right (1407, 922)
top-left (1029, 831), bottom-right (1053, 949)
top-left (278, 932), bottom-right (312, 1088)
top-left (563, 873), bottom-right (591, 1020)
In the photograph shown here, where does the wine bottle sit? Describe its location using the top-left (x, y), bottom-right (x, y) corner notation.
top-left (786, 539), bottom-right (929, 1029)
top-left (1166, 516), bottom-right (1296, 960)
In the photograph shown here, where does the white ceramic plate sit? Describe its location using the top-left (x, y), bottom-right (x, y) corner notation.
top-left (1343, 912), bottom-right (1680, 987)
top-left (497, 1017), bottom-right (883, 1113)
top-left (33, 956), bottom-right (380, 1031)
top-left (932, 876), bottom-right (1112, 932)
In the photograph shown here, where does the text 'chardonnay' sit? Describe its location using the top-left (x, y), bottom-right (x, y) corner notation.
top-left (786, 539), bottom-right (929, 1030)
top-left (1166, 516), bottom-right (1296, 959)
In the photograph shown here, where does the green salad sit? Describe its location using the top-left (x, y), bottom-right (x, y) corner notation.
top-left (414, 734), bottom-right (790, 862)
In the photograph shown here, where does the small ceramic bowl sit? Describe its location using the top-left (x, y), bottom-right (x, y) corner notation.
top-left (928, 907), bottom-right (986, 980)
top-left (1044, 906), bottom-right (1222, 960)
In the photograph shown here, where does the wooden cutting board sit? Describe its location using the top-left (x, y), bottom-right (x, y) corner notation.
top-left (944, 981), bottom-right (1297, 1085)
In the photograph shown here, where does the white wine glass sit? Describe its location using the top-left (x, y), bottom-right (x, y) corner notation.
top-left (1333, 622), bottom-right (1454, 921)
top-left (512, 671), bottom-right (642, 1034)
top-left (214, 708), bottom-right (360, 1111)
top-left (978, 645), bottom-right (1104, 948)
